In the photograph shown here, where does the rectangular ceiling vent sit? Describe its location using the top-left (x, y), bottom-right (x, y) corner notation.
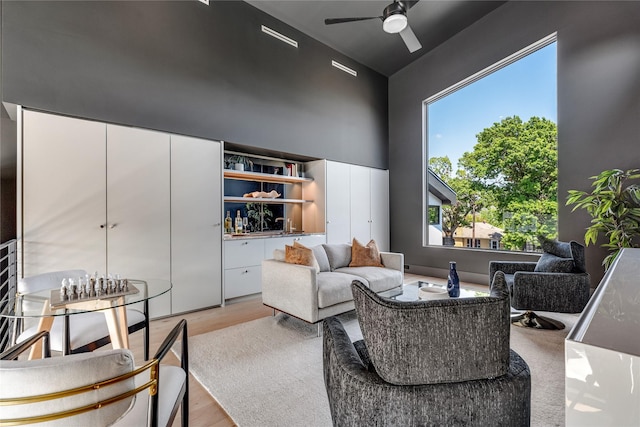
top-left (261, 25), bottom-right (298, 48)
top-left (331, 60), bottom-right (357, 77)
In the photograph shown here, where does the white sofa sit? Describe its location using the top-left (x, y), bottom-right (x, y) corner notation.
top-left (262, 243), bottom-right (404, 324)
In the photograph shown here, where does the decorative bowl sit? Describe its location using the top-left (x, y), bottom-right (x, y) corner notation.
top-left (418, 286), bottom-right (449, 300)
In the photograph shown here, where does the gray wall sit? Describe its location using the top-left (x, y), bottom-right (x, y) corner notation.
top-left (389, 1), bottom-right (640, 286)
top-left (1, 0), bottom-right (388, 166)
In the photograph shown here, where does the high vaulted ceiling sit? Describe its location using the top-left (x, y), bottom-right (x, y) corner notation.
top-left (246, 1), bottom-right (506, 76)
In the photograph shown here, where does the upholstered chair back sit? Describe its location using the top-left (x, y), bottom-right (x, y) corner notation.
top-left (0, 349), bottom-right (135, 426)
top-left (18, 269), bottom-right (88, 294)
top-left (351, 272), bottom-right (511, 386)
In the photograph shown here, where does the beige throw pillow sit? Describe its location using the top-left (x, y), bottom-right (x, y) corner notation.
top-left (285, 241), bottom-right (320, 273)
top-left (349, 238), bottom-right (384, 267)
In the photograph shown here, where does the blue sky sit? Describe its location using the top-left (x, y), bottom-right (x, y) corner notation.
top-left (428, 42), bottom-right (557, 172)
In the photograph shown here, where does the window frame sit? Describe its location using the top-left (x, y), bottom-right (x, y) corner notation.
top-left (421, 32), bottom-right (557, 250)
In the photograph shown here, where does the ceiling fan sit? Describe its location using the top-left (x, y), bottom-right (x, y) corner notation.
top-left (324, 0), bottom-right (422, 53)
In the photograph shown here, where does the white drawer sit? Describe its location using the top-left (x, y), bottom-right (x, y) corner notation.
top-left (224, 239), bottom-right (265, 269)
top-left (224, 265), bottom-right (262, 299)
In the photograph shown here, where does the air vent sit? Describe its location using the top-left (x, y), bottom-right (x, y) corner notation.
top-left (261, 25), bottom-right (298, 48)
top-left (331, 60), bottom-right (357, 77)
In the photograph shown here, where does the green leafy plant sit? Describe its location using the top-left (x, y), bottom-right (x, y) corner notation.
top-left (566, 168), bottom-right (640, 270)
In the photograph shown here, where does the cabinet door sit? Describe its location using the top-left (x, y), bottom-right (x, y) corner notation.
top-left (325, 161), bottom-right (351, 244)
top-left (349, 165), bottom-right (371, 245)
top-left (171, 136), bottom-right (222, 313)
top-left (106, 125), bottom-right (171, 318)
top-left (22, 110), bottom-right (107, 277)
top-left (370, 168), bottom-right (390, 251)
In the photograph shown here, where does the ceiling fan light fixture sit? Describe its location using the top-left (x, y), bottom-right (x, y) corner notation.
top-left (382, 14), bottom-right (407, 34)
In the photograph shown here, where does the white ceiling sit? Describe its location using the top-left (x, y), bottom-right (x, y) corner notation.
top-left (245, 1), bottom-right (506, 76)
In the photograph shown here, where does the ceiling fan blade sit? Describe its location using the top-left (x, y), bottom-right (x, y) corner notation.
top-left (400, 0), bottom-right (420, 11)
top-left (399, 24), bottom-right (422, 53)
top-left (324, 17), bottom-right (381, 25)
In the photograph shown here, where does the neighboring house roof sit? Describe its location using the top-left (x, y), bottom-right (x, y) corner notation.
top-left (455, 222), bottom-right (504, 240)
top-left (428, 168), bottom-right (456, 205)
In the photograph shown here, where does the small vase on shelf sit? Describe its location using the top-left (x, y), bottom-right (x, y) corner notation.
top-left (447, 261), bottom-right (460, 297)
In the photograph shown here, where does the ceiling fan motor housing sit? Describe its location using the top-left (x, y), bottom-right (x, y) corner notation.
top-left (382, 2), bottom-right (407, 34)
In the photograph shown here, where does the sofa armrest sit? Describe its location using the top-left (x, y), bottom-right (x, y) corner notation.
top-left (261, 259), bottom-right (320, 323)
top-left (380, 252), bottom-right (404, 283)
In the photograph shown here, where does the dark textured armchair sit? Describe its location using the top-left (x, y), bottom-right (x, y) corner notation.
top-left (323, 274), bottom-right (531, 427)
top-left (489, 237), bottom-right (591, 320)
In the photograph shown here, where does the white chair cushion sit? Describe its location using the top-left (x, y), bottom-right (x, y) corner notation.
top-left (18, 309), bottom-right (146, 351)
top-left (0, 349), bottom-right (135, 426)
top-left (114, 365), bottom-right (187, 427)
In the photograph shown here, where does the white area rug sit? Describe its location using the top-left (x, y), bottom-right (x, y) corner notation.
top-left (184, 311), bottom-right (576, 427)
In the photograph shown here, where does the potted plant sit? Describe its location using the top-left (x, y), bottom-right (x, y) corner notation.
top-left (566, 168), bottom-right (640, 270)
top-left (225, 154), bottom-right (253, 171)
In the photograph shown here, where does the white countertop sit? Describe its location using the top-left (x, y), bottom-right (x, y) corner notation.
top-left (567, 248), bottom-right (640, 356)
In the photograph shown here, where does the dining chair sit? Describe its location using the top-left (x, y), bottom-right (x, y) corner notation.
top-left (14, 270), bottom-right (150, 359)
top-left (0, 319), bottom-right (189, 427)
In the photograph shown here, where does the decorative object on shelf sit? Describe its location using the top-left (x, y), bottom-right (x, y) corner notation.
top-left (225, 154), bottom-right (253, 171)
top-left (242, 190), bottom-right (281, 199)
top-left (447, 261), bottom-right (460, 297)
top-left (246, 202), bottom-right (274, 232)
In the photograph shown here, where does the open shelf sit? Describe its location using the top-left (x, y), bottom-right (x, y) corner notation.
top-left (224, 170), bottom-right (312, 184)
top-left (223, 196), bottom-right (312, 204)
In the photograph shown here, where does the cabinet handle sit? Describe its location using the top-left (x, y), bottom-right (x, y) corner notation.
top-left (213, 222), bottom-right (221, 227)
top-left (326, 220), bottom-right (331, 224)
top-left (109, 223), bottom-right (118, 229)
top-left (99, 224), bottom-right (106, 229)
top-left (242, 241), bottom-right (249, 245)
top-left (243, 269), bottom-right (249, 274)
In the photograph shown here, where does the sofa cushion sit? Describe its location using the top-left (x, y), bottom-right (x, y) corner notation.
top-left (335, 266), bottom-right (402, 293)
top-left (349, 238), bottom-right (384, 268)
top-left (538, 235), bottom-right (572, 258)
top-left (323, 244), bottom-right (352, 271)
top-left (570, 241), bottom-right (587, 273)
top-left (312, 245), bottom-right (331, 272)
top-left (285, 244), bottom-right (320, 273)
top-left (317, 272), bottom-right (369, 308)
top-left (534, 253), bottom-right (574, 273)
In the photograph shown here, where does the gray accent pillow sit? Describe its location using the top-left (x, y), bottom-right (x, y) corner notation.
top-left (538, 235), bottom-right (572, 258)
top-left (534, 253), bottom-right (575, 273)
top-left (570, 241), bottom-right (587, 273)
top-left (312, 245), bottom-right (331, 272)
top-left (322, 243), bottom-right (352, 271)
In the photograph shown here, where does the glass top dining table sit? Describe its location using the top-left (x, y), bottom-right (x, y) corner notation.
top-left (1, 278), bottom-right (172, 359)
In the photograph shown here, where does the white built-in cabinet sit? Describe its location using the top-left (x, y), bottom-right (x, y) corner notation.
top-left (325, 161), bottom-right (352, 245)
top-left (20, 109), bottom-right (222, 318)
top-left (326, 161), bottom-right (389, 251)
top-left (171, 135), bottom-right (222, 313)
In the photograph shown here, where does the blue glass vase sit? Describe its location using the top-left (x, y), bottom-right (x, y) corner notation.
top-left (447, 261), bottom-right (460, 297)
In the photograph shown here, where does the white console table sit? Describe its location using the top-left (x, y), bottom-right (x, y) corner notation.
top-left (565, 248), bottom-right (640, 426)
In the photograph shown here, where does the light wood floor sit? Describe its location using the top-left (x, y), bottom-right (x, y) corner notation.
top-left (128, 273), bottom-right (487, 427)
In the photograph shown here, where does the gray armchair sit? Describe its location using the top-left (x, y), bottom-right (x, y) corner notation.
top-left (489, 237), bottom-right (591, 329)
top-left (323, 274), bottom-right (531, 426)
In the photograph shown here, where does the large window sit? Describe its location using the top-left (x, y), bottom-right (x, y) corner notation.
top-left (424, 35), bottom-right (557, 252)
